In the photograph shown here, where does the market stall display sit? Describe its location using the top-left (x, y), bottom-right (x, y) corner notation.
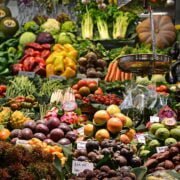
top-left (0, 0), bottom-right (180, 179)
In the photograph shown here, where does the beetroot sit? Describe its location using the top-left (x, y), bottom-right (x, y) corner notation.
top-left (24, 120), bottom-right (36, 131)
top-left (21, 128), bottom-right (33, 140)
top-left (10, 129), bottom-right (21, 138)
top-left (65, 131), bottom-right (77, 142)
top-left (58, 123), bottom-right (72, 133)
top-left (44, 139), bottom-right (55, 145)
top-left (50, 128), bottom-right (64, 142)
top-left (35, 124), bottom-right (49, 135)
top-left (34, 133), bottom-right (46, 141)
top-left (58, 138), bottom-right (71, 145)
top-left (36, 119), bottom-right (46, 125)
top-left (158, 106), bottom-right (177, 120)
top-left (46, 117), bottom-right (60, 130)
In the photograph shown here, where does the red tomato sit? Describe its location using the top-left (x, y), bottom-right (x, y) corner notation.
top-left (159, 85), bottom-right (168, 92)
top-left (156, 87), bottom-right (163, 92)
top-left (72, 84), bottom-right (79, 90)
top-left (75, 93), bottom-right (82, 99)
top-left (0, 85), bottom-right (7, 92)
top-left (78, 80), bottom-right (88, 88)
top-left (150, 0), bottom-right (157, 3)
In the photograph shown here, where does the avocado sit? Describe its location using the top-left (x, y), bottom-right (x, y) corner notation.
top-left (0, 6), bottom-right (11, 21)
top-left (0, 17), bottom-right (19, 38)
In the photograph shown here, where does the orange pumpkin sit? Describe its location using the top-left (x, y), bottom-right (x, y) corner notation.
top-left (136, 15), bottom-right (176, 49)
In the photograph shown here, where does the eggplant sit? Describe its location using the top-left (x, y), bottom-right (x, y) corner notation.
top-left (36, 32), bottom-right (55, 44)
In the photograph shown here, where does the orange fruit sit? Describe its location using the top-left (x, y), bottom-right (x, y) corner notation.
top-left (120, 134), bottom-right (131, 144)
top-left (126, 129), bottom-right (136, 141)
top-left (95, 129), bottom-right (110, 142)
top-left (0, 128), bottom-right (10, 140)
top-left (107, 117), bottom-right (123, 134)
top-left (84, 124), bottom-right (94, 137)
top-left (93, 110), bottom-right (110, 125)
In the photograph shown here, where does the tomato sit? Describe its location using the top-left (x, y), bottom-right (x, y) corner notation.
top-left (72, 84), bottom-right (79, 90)
top-left (78, 80), bottom-right (88, 88)
top-left (156, 87), bottom-right (163, 92)
top-left (94, 87), bottom-right (103, 95)
top-left (159, 85), bottom-right (168, 92)
top-left (75, 94), bottom-right (82, 99)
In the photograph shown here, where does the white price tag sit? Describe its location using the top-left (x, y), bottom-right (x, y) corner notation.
top-left (150, 116), bottom-right (159, 123)
top-left (77, 141), bottom-right (87, 150)
top-left (18, 71), bottom-right (35, 78)
top-left (72, 160), bottom-right (94, 175)
top-left (136, 134), bottom-right (146, 144)
top-left (156, 146), bottom-right (168, 153)
top-left (49, 75), bottom-right (66, 81)
top-left (77, 127), bottom-right (84, 136)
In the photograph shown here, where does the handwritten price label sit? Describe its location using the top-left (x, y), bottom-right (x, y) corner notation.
top-left (49, 75), bottom-right (66, 81)
top-left (72, 161), bottom-right (94, 175)
top-left (156, 146), bottom-right (168, 153)
top-left (77, 127), bottom-right (84, 136)
top-left (150, 116), bottom-right (159, 123)
top-left (77, 141), bottom-right (87, 150)
top-left (136, 134), bottom-right (146, 144)
top-left (18, 71), bottom-right (35, 78)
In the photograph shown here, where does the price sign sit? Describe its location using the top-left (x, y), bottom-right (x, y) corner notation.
top-left (77, 127), bottom-right (84, 136)
top-left (77, 141), bottom-right (87, 150)
top-left (18, 71), bottom-right (35, 78)
top-left (150, 116), bottom-right (159, 123)
top-left (76, 74), bottom-right (87, 79)
top-left (156, 146), bottom-right (168, 153)
top-left (136, 134), bottom-right (146, 144)
top-left (72, 160), bottom-right (94, 175)
top-left (49, 75), bottom-right (66, 81)
top-left (117, 0), bottom-right (132, 7)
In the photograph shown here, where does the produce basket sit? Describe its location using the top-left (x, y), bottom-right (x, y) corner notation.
top-left (118, 54), bottom-right (172, 75)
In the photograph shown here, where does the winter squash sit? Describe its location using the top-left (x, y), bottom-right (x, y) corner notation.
top-left (136, 15), bottom-right (176, 49)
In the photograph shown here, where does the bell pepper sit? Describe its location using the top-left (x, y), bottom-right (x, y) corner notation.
top-left (53, 44), bottom-right (65, 51)
top-left (61, 67), bottom-right (76, 79)
top-left (46, 64), bottom-right (54, 77)
top-left (54, 57), bottom-right (65, 74)
top-left (63, 57), bottom-right (77, 71)
top-left (66, 50), bottom-right (78, 62)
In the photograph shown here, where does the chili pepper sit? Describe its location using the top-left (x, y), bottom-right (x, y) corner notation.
top-left (19, 54), bottom-right (31, 64)
top-left (0, 51), bottom-right (8, 56)
top-left (26, 42), bottom-right (43, 50)
top-left (34, 57), bottom-right (46, 64)
top-left (11, 64), bottom-right (24, 75)
top-left (41, 44), bottom-right (51, 49)
top-left (0, 39), bottom-right (19, 50)
top-left (0, 68), bottom-right (9, 76)
top-left (41, 50), bottom-right (51, 59)
top-left (23, 57), bottom-right (36, 71)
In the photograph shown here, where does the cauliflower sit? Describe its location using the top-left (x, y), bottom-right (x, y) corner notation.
top-left (41, 18), bottom-right (60, 35)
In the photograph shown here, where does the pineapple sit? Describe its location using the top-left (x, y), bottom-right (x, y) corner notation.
top-left (10, 111), bottom-right (31, 129)
top-left (0, 107), bottom-right (12, 127)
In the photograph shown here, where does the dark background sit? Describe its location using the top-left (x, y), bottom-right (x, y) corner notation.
top-left (176, 0), bottom-right (180, 24)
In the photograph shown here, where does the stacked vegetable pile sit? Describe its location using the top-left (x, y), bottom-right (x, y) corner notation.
top-left (0, 141), bottom-right (58, 179)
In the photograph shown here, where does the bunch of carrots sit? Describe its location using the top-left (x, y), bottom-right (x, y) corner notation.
top-left (105, 60), bottom-right (133, 82)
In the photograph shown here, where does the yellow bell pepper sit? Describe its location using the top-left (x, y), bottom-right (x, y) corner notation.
top-left (66, 50), bottom-right (78, 62)
top-left (46, 53), bottom-right (56, 65)
top-left (53, 44), bottom-right (65, 52)
top-left (63, 57), bottom-right (77, 71)
top-left (53, 57), bottom-right (65, 74)
top-left (61, 67), bottom-right (76, 79)
top-left (46, 64), bottom-right (55, 77)
top-left (63, 44), bottom-right (75, 52)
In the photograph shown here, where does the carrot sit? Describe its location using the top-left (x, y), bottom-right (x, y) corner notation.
top-left (121, 71), bottom-right (125, 81)
top-left (104, 61), bottom-right (114, 81)
top-left (108, 61), bottom-right (118, 82)
top-left (115, 68), bottom-right (121, 81)
top-left (124, 73), bottom-right (129, 80)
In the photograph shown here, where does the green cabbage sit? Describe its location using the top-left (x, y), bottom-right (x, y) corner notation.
top-left (19, 32), bottom-right (36, 46)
